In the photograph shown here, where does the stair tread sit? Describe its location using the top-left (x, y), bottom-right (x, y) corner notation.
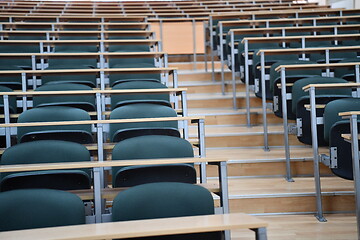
top-left (190, 125), bottom-right (284, 136)
top-left (211, 177), bottom-right (354, 197)
top-left (205, 147), bottom-right (328, 162)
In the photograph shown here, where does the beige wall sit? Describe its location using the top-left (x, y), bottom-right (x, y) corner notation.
top-left (326, 0), bottom-right (355, 9)
top-left (151, 21), bottom-right (205, 55)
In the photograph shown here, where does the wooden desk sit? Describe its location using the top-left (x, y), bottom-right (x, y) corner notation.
top-left (0, 213), bottom-right (268, 240)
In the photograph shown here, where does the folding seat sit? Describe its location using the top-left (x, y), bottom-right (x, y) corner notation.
top-left (109, 103), bottom-right (179, 142)
top-left (111, 81), bottom-right (171, 109)
top-left (112, 182), bottom-right (222, 240)
top-left (310, 51), bottom-right (358, 64)
top-left (17, 106), bottom-right (93, 144)
top-left (334, 58), bottom-right (360, 81)
top-left (323, 98), bottom-right (360, 180)
top-left (0, 65), bottom-right (24, 90)
top-left (0, 140), bottom-right (91, 191)
top-left (252, 52), bottom-right (298, 99)
top-left (0, 86), bottom-right (17, 114)
top-left (112, 135), bottom-right (196, 187)
top-left (33, 83), bottom-right (96, 111)
top-left (291, 77), bottom-right (352, 145)
top-left (0, 189), bottom-right (85, 231)
top-left (41, 58), bottom-right (98, 87)
top-left (269, 60), bottom-right (322, 119)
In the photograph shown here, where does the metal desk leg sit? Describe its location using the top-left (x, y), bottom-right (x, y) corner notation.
top-left (252, 227), bottom-right (268, 240)
top-left (280, 68), bottom-right (293, 182)
top-left (218, 160), bottom-right (230, 240)
top-left (309, 86), bottom-right (326, 222)
top-left (350, 114), bottom-right (360, 239)
top-left (260, 52), bottom-right (269, 151)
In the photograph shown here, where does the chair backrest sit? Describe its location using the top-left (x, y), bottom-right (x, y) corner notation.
top-left (109, 103), bottom-right (179, 142)
top-left (111, 81), bottom-right (170, 109)
top-left (323, 98), bottom-right (360, 180)
top-left (0, 86), bottom-right (17, 114)
top-left (109, 73), bottom-right (161, 87)
top-left (112, 135), bottom-right (196, 187)
top-left (33, 83), bottom-right (96, 111)
top-left (112, 182), bottom-right (221, 240)
top-left (291, 77), bottom-right (351, 115)
top-left (0, 140), bottom-right (91, 191)
top-left (270, 60), bottom-right (322, 94)
top-left (0, 65), bottom-right (23, 90)
top-left (0, 189), bottom-right (85, 231)
top-left (334, 58), bottom-right (360, 81)
top-left (17, 106), bottom-right (93, 144)
top-left (324, 98), bottom-right (360, 143)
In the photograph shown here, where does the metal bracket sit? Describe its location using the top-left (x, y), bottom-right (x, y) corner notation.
top-left (266, 102), bottom-right (273, 110)
top-left (330, 147), bottom-right (338, 168)
top-left (273, 96), bottom-right (279, 112)
top-left (249, 85), bottom-right (255, 92)
top-left (296, 118), bottom-right (303, 137)
top-left (288, 123), bottom-right (297, 135)
top-left (319, 154), bottom-right (331, 167)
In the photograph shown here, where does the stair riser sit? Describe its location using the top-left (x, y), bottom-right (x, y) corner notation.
top-left (204, 134), bottom-right (303, 148)
top-left (184, 84), bottom-right (245, 94)
top-left (197, 161), bottom-right (332, 177)
top-left (178, 72), bottom-right (232, 82)
top-left (215, 195), bottom-right (355, 214)
top-left (187, 97), bottom-right (262, 109)
top-left (201, 113), bottom-right (284, 125)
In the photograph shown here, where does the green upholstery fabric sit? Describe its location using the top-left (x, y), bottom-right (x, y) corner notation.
top-left (324, 98), bottom-right (360, 143)
top-left (291, 77), bottom-right (351, 114)
top-left (111, 81), bottom-right (170, 109)
top-left (269, 60), bottom-right (321, 93)
top-left (0, 86), bottom-right (17, 114)
top-left (17, 106), bottom-right (93, 144)
top-left (334, 58), bottom-right (360, 81)
top-left (112, 182), bottom-right (214, 220)
top-left (112, 135), bottom-right (195, 187)
top-left (0, 189), bottom-right (85, 231)
top-left (0, 65), bottom-right (23, 90)
top-left (109, 103), bottom-right (179, 142)
top-left (109, 73), bottom-right (161, 87)
top-left (0, 140), bottom-right (91, 191)
top-left (33, 83), bottom-right (96, 111)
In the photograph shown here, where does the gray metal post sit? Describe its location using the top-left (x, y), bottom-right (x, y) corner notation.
top-left (252, 227), bottom-right (268, 240)
top-left (260, 52), bottom-right (269, 151)
top-left (209, 17), bottom-right (216, 82)
top-left (192, 19), bottom-right (197, 70)
top-left (244, 39), bottom-right (251, 126)
top-left (325, 49), bottom-right (330, 77)
top-left (198, 118), bottom-right (207, 183)
top-left (280, 68), bottom-right (293, 182)
top-left (21, 72), bottom-right (27, 111)
top-left (218, 161), bottom-right (229, 214)
top-left (220, 22), bottom-right (225, 94)
top-left (309, 86), bottom-right (326, 222)
top-left (203, 21), bottom-right (208, 72)
top-left (231, 31), bottom-right (238, 109)
top-left (182, 91), bottom-right (189, 140)
top-left (3, 95), bottom-right (11, 148)
top-left (31, 55), bottom-right (37, 89)
top-left (349, 114), bottom-right (360, 239)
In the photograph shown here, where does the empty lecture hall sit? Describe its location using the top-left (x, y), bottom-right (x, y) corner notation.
top-left (0, 0), bottom-right (359, 239)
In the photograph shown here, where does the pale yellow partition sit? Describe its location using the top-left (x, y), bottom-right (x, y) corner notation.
top-left (151, 21), bottom-right (205, 55)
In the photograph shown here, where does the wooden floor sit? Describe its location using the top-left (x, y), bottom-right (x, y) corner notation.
top-left (173, 59), bottom-right (358, 238)
top-left (232, 214), bottom-right (356, 240)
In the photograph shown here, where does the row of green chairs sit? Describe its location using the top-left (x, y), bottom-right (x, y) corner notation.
top-left (0, 183), bottom-right (220, 240)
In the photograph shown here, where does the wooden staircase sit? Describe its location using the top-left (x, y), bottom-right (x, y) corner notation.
top-left (169, 59), bottom-right (356, 218)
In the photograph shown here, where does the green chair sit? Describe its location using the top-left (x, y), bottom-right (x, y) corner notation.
top-left (0, 65), bottom-right (24, 90)
top-left (334, 58), bottom-right (360, 81)
top-left (112, 182), bottom-right (221, 240)
top-left (310, 51), bottom-right (358, 64)
top-left (0, 189), bottom-right (85, 231)
top-left (323, 98), bottom-right (360, 180)
top-left (33, 83), bottom-right (96, 111)
top-left (112, 135), bottom-right (196, 187)
top-left (0, 86), bottom-right (17, 114)
top-left (292, 77), bottom-right (352, 146)
top-left (17, 106), bottom-right (93, 144)
top-left (109, 103), bottom-right (179, 142)
top-left (111, 81), bottom-right (171, 109)
top-left (270, 60), bottom-right (322, 119)
top-left (109, 73), bottom-right (161, 87)
top-left (0, 140), bottom-right (91, 192)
